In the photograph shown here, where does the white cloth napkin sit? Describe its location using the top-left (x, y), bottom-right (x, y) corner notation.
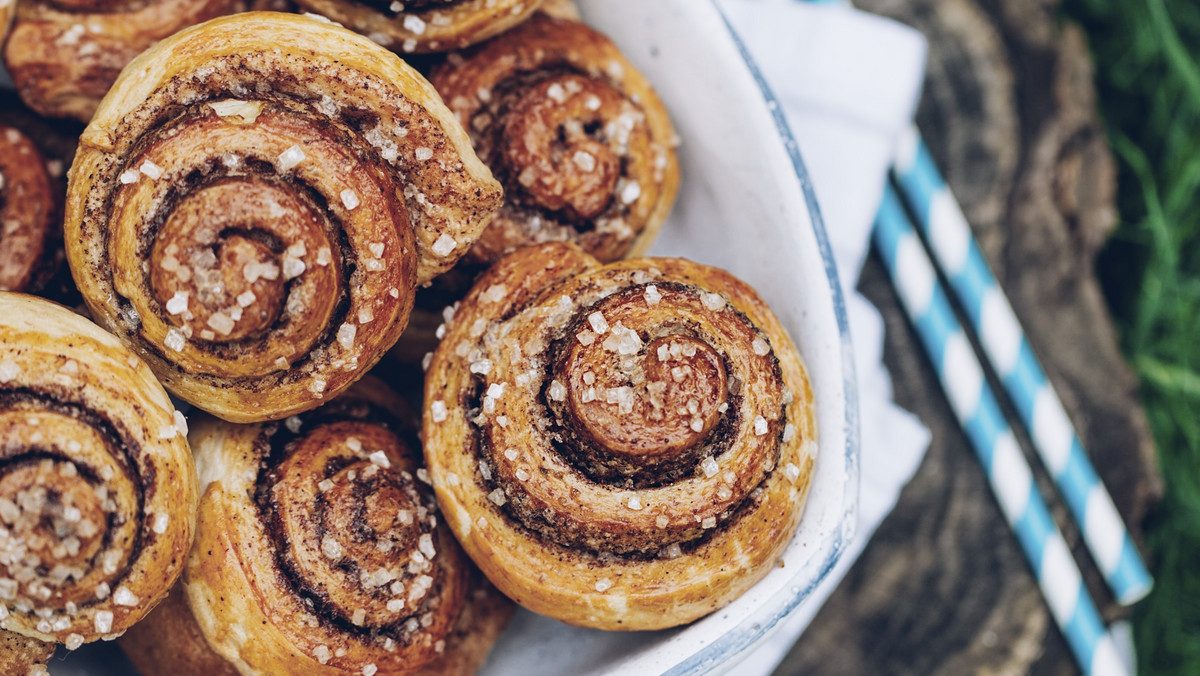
top-left (713, 1), bottom-right (933, 673)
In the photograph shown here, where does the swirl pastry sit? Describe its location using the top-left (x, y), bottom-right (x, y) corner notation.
top-left (290, 0), bottom-right (543, 54)
top-left (66, 12), bottom-right (503, 423)
top-left (430, 14), bottom-right (680, 267)
top-left (0, 122), bottom-right (61, 295)
top-left (0, 293), bottom-right (197, 651)
top-left (423, 242), bottom-right (817, 630)
top-left (129, 377), bottom-right (511, 675)
top-left (4, 0), bottom-right (254, 122)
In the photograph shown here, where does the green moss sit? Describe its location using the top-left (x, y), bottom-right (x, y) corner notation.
top-left (1061, 1), bottom-right (1200, 672)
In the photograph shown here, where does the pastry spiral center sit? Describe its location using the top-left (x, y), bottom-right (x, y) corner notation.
top-left (501, 74), bottom-right (624, 221)
top-left (268, 422), bottom-right (463, 634)
top-left (147, 177), bottom-right (340, 366)
top-left (565, 334), bottom-right (727, 462)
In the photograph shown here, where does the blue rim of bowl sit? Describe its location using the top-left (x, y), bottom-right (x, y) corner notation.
top-left (662, 4), bottom-right (863, 675)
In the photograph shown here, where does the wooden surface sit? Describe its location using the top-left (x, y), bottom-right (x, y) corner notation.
top-left (775, 0), bottom-right (1162, 673)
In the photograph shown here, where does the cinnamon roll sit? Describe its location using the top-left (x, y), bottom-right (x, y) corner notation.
top-left (422, 242), bottom-right (817, 630)
top-left (4, 0), bottom-right (254, 121)
top-left (66, 12), bottom-right (503, 423)
top-left (0, 122), bottom-right (61, 295)
top-left (0, 293), bottom-right (198, 652)
top-left (137, 377), bottom-right (511, 675)
top-left (430, 14), bottom-right (680, 267)
top-left (290, 0), bottom-right (543, 54)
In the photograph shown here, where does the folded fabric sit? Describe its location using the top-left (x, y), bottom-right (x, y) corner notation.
top-left (714, 1), bottom-right (933, 673)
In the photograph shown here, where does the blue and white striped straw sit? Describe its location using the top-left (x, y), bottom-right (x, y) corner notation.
top-left (874, 188), bottom-right (1127, 676)
top-left (891, 126), bottom-right (1153, 605)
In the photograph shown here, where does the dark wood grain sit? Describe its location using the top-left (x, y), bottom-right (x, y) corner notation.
top-left (774, 0), bottom-right (1161, 673)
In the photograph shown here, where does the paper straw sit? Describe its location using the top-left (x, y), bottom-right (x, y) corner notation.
top-left (874, 187), bottom-right (1127, 676)
top-left (890, 126), bottom-right (1152, 605)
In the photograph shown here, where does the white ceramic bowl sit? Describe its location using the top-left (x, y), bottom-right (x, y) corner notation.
top-left (58, 1), bottom-right (859, 674)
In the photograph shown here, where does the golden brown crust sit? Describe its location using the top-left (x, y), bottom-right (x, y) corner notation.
top-left (181, 376), bottom-right (512, 675)
top-left (422, 242), bottom-right (817, 631)
top-left (0, 1), bottom-right (13, 46)
top-left (66, 12), bottom-right (503, 423)
top-left (4, 0), bottom-right (251, 121)
top-left (431, 14), bottom-right (680, 266)
top-left (0, 293), bottom-right (197, 650)
top-left (291, 0), bottom-right (544, 54)
top-left (0, 629), bottom-right (55, 676)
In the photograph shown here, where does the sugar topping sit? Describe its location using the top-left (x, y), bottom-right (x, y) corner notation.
top-left (430, 400), bottom-right (448, 423)
top-left (277, 145), bottom-right (306, 171)
top-left (573, 150), bottom-right (596, 172)
top-left (602, 323), bottom-right (642, 355)
top-left (321, 536), bottom-right (343, 560)
top-left (314, 645), bottom-right (332, 664)
top-left (701, 293), bottom-right (726, 311)
top-left (483, 284), bottom-right (507, 303)
top-left (785, 463), bottom-right (801, 482)
top-left (0, 360), bottom-right (22, 383)
top-left (208, 99), bottom-right (263, 124)
top-left (403, 14), bottom-right (427, 34)
top-left (139, 160), bottom-right (163, 180)
top-left (782, 423), bottom-right (796, 442)
top-left (432, 234), bottom-right (457, 257)
top-left (620, 180), bottom-right (642, 204)
top-left (753, 416), bottom-right (769, 436)
top-left (337, 323), bottom-right (357, 350)
top-left (113, 586), bottom-right (138, 607)
top-left (752, 337), bottom-right (770, 356)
